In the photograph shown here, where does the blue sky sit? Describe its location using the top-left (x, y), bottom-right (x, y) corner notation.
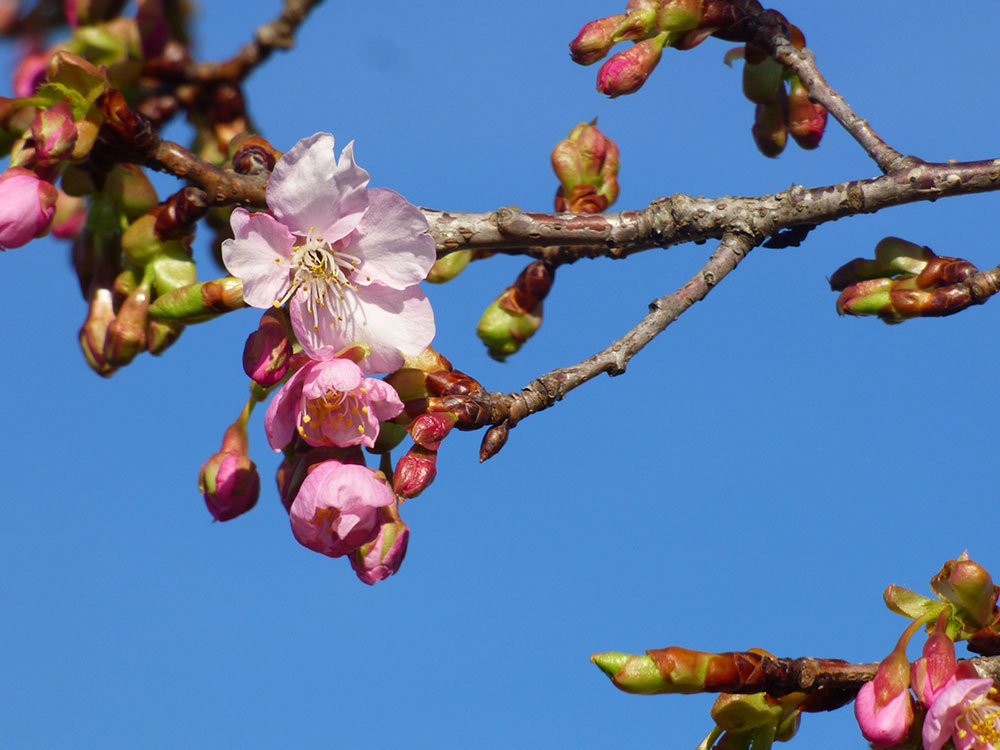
top-left (3, 2), bottom-right (999, 748)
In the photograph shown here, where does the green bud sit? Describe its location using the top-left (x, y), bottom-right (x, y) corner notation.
top-left (147, 276), bottom-right (245, 323)
top-left (148, 246), bottom-right (197, 296)
top-left (931, 553), bottom-right (999, 631)
top-left (476, 296), bottom-right (542, 362)
top-left (711, 694), bottom-right (782, 732)
top-left (105, 163), bottom-right (159, 220)
top-left (146, 318), bottom-right (184, 355)
top-left (590, 653), bottom-right (671, 694)
top-left (40, 51), bottom-right (109, 118)
top-left (743, 55), bottom-right (784, 104)
top-left (426, 249), bottom-right (472, 283)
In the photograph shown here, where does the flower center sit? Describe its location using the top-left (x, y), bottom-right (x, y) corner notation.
top-left (274, 227), bottom-right (362, 333)
top-left (299, 386), bottom-right (370, 439)
top-left (957, 690), bottom-right (1000, 749)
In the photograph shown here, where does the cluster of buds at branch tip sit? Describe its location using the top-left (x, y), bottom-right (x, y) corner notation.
top-left (831, 237), bottom-right (980, 324)
top-left (727, 29), bottom-right (826, 157)
top-left (477, 261), bottom-right (555, 362)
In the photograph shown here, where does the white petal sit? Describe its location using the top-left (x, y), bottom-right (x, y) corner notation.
top-left (222, 209), bottom-right (296, 309)
top-left (290, 284), bottom-right (435, 374)
top-left (346, 188), bottom-right (436, 290)
top-left (267, 133), bottom-right (370, 243)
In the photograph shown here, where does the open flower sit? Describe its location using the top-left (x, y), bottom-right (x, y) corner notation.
top-left (221, 132), bottom-right (436, 373)
top-left (288, 460), bottom-right (395, 558)
top-left (923, 678), bottom-right (1000, 750)
top-left (264, 352), bottom-right (404, 451)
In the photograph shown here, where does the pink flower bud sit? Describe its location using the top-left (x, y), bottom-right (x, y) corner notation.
top-left (855, 623), bottom-right (920, 748)
top-left (30, 102), bottom-right (78, 168)
top-left (911, 616), bottom-right (959, 708)
top-left (350, 509), bottom-right (409, 585)
top-left (393, 444), bottom-right (437, 499)
top-left (13, 50), bottom-right (49, 97)
top-left (243, 308), bottom-right (291, 386)
top-left (596, 33), bottom-right (667, 98)
top-left (570, 15), bottom-right (627, 65)
top-left (199, 420), bottom-right (260, 522)
top-left (409, 412), bottom-right (457, 450)
top-left (51, 191), bottom-right (87, 239)
top-left (0, 167), bottom-right (58, 249)
top-left (787, 76), bottom-right (827, 150)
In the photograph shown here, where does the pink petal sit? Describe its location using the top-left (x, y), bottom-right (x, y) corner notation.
top-left (267, 133), bottom-right (370, 243)
top-left (264, 367), bottom-right (306, 451)
top-left (291, 284), bottom-right (435, 373)
top-left (362, 378), bottom-right (405, 421)
top-left (222, 209), bottom-right (296, 308)
top-left (923, 678), bottom-right (995, 750)
top-left (346, 187), bottom-right (436, 289)
top-left (300, 357), bottom-right (364, 398)
top-left (854, 681), bottom-right (913, 748)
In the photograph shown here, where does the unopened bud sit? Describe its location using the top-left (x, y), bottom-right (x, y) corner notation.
top-left (350, 507), bottom-right (409, 585)
top-left (103, 281), bottom-right (149, 366)
top-left (393, 444), bottom-right (437, 499)
top-left (751, 89), bottom-right (788, 158)
top-left (147, 276), bottom-right (245, 323)
top-left (79, 284), bottom-right (117, 376)
top-left (596, 32), bottom-right (668, 98)
top-left (228, 133), bottom-right (278, 175)
top-left (0, 167), bottom-right (58, 249)
top-left (51, 191), bottom-right (87, 239)
top-left (426, 249), bottom-right (472, 283)
top-left (44, 51), bottom-right (108, 104)
top-left (243, 308), bottom-right (291, 387)
top-left (146, 317), bottom-right (183, 355)
top-left (551, 120), bottom-right (620, 212)
top-left (570, 15), bottom-right (627, 65)
top-left (199, 419), bottom-right (260, 522)
top-left (409, 412), bottom-right (457, 450)
top-left (477, 296), bottom-right (543, 362)
top-left (30, 101), bottom-right (77, 167)
top-left (104, 163), bottom-right (159, 221)
top-left (742, 49), bottom-right (784, 104)
top-left (787, 76), bottom-right (826, 150)
top-left (931, 553), bottom-right (999, 630)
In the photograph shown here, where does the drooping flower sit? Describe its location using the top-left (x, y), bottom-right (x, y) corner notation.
top-left (264, 351), bottom-right (404, 451)
top-left (198, 415), bottom-right (260, 522)
top-left (221, 132), bottom-right (436, 373)
top-left (288, 460), bottom-right (395, 558)
top-left (854, 623), bottom-right (917, 748)
top-left (923, 678), bottom-right (1000, 750)
top-left (0, 167), bottom-right (58, 249)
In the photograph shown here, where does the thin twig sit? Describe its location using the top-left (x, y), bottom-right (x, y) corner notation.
top-left (748, 11), bottom-right (908, 173)
top-left (185, 0), bottom-right (326, 82)
top-left (469, 232), bottom-right (756, 445)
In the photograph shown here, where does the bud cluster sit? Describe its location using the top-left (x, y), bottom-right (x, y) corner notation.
top-left (831, 237), bottom-right (980, 324)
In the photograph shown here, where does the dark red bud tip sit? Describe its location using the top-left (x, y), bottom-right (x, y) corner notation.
top-left (409, 412), bottom-right (458, 450)
top-left (393, 445), bottom-right (438, 499)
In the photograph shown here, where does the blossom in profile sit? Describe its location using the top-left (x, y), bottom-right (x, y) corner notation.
top-left (923, 678), bottom-right (1000, 750)
top-left (222, 132), bottom-right (436, 373)
top-left (264, 352), bottom-right (404, 451)
top-left (288, 460), bottom-right (395, 558)
top-left (0, 168), bottom-right (58, 249)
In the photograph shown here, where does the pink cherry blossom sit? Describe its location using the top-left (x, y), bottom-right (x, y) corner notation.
top-left (923, 678), bottom-right (1000, 750)
top-left (854, 680), bottom-right (914, 748)
top-left (264, 352), bottom-right (404, 451)
top-left (221, 132), bottom-right (435, 373)
top-left (0, 167), bottom-right (58, 249)
top-left (350, 514), bottom-right (409, 585)
top-left (288, 460), bottom-right (395, 558)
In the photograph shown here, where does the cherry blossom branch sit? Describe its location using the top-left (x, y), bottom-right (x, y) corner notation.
top-left (746, 11), bottom-right (907, 173)
top-left (184, 0), bottom-right (326, 83)
top-left (425, 156), bottom-right (1000, 256)
top-left (468, 232), bottom-right (755, 458)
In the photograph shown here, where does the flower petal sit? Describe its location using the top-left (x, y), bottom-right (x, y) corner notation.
top-left (291, 283), bottom-right (435, 373)
top-left (346, 187), bottom-right (436, 289)
top-left (222, 209), bottom-right (296, 308)
top-left (264, 366), bottom-right (306, 451)
top-left (923, 678), bottom-right (995, 750)
top-left (267, 133), bottom-right (370, 243)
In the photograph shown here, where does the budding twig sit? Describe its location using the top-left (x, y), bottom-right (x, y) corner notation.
top-left (747, 10), bottom-right (907, 173)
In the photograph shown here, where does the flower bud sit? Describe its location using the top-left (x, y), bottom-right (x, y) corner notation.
top-left (103, 281), bottom-right (149, 366)
top-left (911, 612), bottom-right (959, 708)
top-left (476, 295), bottom-right (543, 362)
top-left (657, 0), bottom-right (703, 32)
top-left (147, 276), bottom-right (245, 323)
top-left (104, 163), bottom-right (159, 221)
top-left (597, 32), bottom-right (668, 97)
top-left (228, 133), bottom-right (279, 175)
top-left (751, 88), bottom-right (788, 158)
top-left (30, 101), bottom-right (77, 167)
top-left (350, 507), bottom-right (409, 585)
top-left (199, 419), bottom-right (260, 522)
top-left (742, 50), bottom-right (784, 104)
top-left (51, 191), bottom-right (87, 239)
top-left (787, 76), bottom-right (827, 150)
top-left (931, 553), bottom-right (999, 631)
top-left (409, 412), bottom-right (457, 450)
top-left (0, 167), bottom-right (58, 249)
top-left (426, 249), bottom-right (472, 283)
top-left (243, 308), bottom-right (291, 387)
top-left (44, 51), bottom-right (109, 105)
top-left (551, 121), bottom-right (620, 212)
top-left (145, 317), bottom-right (183, 355)
top-left (569, 15), bottom-right (627, 65)
top-left (393, 444), bottom-right (437, 499)
top-left (13, 50), bottom-right (50, 97)
top-left (854, 623), bottom-right (918, 748)
top-left (79, 284), bottom-right (118, 376)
